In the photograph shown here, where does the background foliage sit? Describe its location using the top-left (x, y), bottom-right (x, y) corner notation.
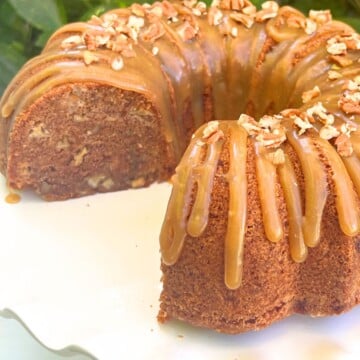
top-left (1, 0), bottom-right (360, 95)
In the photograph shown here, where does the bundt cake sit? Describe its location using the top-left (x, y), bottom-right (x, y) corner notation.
top-left (1, 0), bottom-right (360, 333)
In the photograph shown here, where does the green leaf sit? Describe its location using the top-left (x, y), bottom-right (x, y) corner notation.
top-left (0, 43), bottom-right (27, 97)
top-left (338, 16), bottom-right (360, 31)
top-left (348, 0), bottom-right (360, 12)
top-left (35, 31), bottom-right (54, 48)
top-left (0, 1), bottom-right (28, 43)
top-left (281, 0), bottom-right (349, 17)
top-left (251, 0), bottom-right (267, 8)
top-left (6, 0), bottom-right (64, 31)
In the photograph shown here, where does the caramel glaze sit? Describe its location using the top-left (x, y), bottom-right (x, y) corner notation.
top-left (160, 117), bottom-right (360, 289)
top-left (1, 1), bottom-right (360, 288)
top-left (5, 192), bottom-right (21, 204)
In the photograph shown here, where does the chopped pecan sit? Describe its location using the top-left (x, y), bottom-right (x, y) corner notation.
top-left (306, 102), bottom-right (334, 125)
top-left (338, 92), bottom-right (360, 114)
top-left (335, 133), bottom-right (353, 157)
top-left (304, 19), bottom-right (317, 35)
top-left (61, 35), bottom-right (83, 49)
top-left (255, 130), bottom-right (286, 149)
top-left (162, 1), bottom-right (178, 19)
top-left (208, 6), bottom-right (224, 26)
top-left (131, 3), bottom-right (145, 17)
top-left (198, 121), bottom-right (224, 145)
top-left (293, 115), bottom-right (313, 135)
top-left (111, 56), bottom-right (124, 71)
top-left (326, 39), bottom-right (347, 56)
top-left (238, 114), bottom-right (261, 135)
top-left (147, 4), bottom-right (164, 18)
top-left (328, 70), bottom-right (342, 80)
top-left (177, 21), bottom-right (198, 41)
top-left (141, 22), bottom-right (165, 42)
top-left (329, 55), bottom-right (353, 67)
top-left (309, 9), bottom-right (332, 25)
top-left (339, 33), bottom-right (360, 51)
top-left (266, 148), bottom-right (285, 165)
top-left (230, 12), bottom-right (254, 29)
top-left (183, 0), bottom-right (197, 8)
top-left (319, 125), bottom-right (340, 140)
top-left (83, 50), bottom-right (100, 65)
top-left (302, 86), bottom-right (321, 104)
top-left (258, 114), bottom-right (282, 130)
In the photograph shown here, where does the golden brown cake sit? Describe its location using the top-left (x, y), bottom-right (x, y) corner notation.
top-left (1, 0), bottom-right (360, 333)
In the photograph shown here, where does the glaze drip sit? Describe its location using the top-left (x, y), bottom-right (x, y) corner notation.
top-left (255, 143), bottom-right (283, 243)
top-left (224, 123), bottom-right (248, 289)
top-left (287, 131), bottom-right (328, 248)
top-left (160, 137), bottom-right (203, 265)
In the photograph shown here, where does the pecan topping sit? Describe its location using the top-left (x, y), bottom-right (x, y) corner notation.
top-left (208, 6), bottom-right (224, 26)
top-left (329, 55), bottom-right (353, 67)
top-left (198, 121), bottom-right (224, 145)
top-left (147, 4), bottom-right (164, 18)
top-left (61, 35), bottom-right (83, 49)
top-left (319, 125), bottom-right (340, 140)
top-left (328, 70), bottom-right (343, 80)
top-left (131, 3), bottom-right (145, 17)
top-left (338, 33), bottom-right (360, 51)
top-left (177, 21), bottom-right (198, 41)
top-left (239, 114), bottom-right (286, 149)
top-left (327, 38), bottom-right (347, 56)
top-left (218, 0), bottom-right (246, 11)
top-left (203, 120), bottom-right (220, 138)
top-left (111, 56), bottom-right (124, 71)
top-left (162, 1), bottom-right (178, 19)
top-left (230, 12), bottom-right (254, 28)
top-left (141, 22), bottom-right (165, 42)
top-left (128, 15), bottom-right (145, 31)
top-left (338, 92), bottom-right (360, 114)
top-left (258, 114), bottom-right (282, 130)
top-left (344, 80), bottom-right (360, 91)
top-left (309, 9), bottom-right (332, 25)
top-left (306, 102), bottom-right (334, 125)
top-left (302, 86), bottom-right (321, 104)
top-left (83, 50), bottom-right (99, 65)
top-left (266, 148), bottom-right (285, 165)
top-left (231, 26), bottom-right (238, 37)
top-left (335, 133), bottom-right (353, 157)
top-left (255, 1), bottom-right (279, 22)
top-left (304, 19), bottom-right (317, 35)
top-left (286, 14), bottom-right (306, 30)
top-left (238, 114), bottom-right (262, 135)
top-left (183, 0), bottom-right (197, 8)
top-left (255, 130), bottom-right (286, 149)
top-left (292, 114), bottom-right (313, 135)
top-left (242, 3), bottom-right (256, 15)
